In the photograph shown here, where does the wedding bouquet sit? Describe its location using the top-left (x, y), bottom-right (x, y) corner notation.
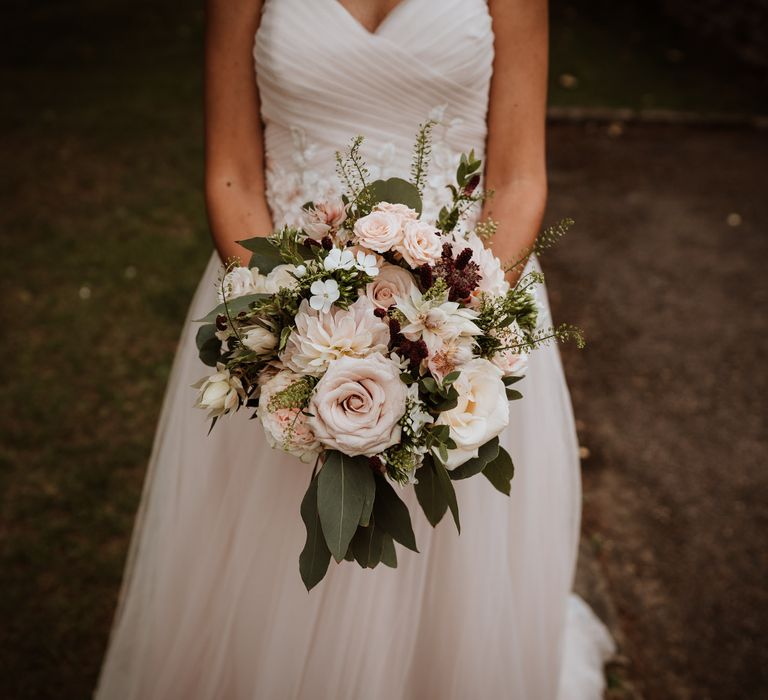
top-left (193, 126), bottom-right (581, 589)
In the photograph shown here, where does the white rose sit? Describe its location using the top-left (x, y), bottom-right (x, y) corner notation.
top-left (353, 210), bottom-right (404, 253)
top-left (248, 264), bottom-right (299, 295)
top-left (242, 326), bottom-right (277, 355)
top-left (395, 220), bottom-right (443, 268)
top-left (218, 266), bottom-right (258, 302)
top-left (364, 263), bottom-right (416, 309)
top-left (193, 363), bottom-right (245, 418)
top-left (307, 353), bottom-right (408, 457)
top-left (435, 358), bottom-right (509, 469)
top-left (258, 370), bottom-right (321, 462)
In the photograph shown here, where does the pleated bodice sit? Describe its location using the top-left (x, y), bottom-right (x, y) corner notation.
top-left (253, 0), bottom-right (494, 224)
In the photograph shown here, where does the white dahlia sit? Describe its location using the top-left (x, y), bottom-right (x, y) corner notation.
top-left (280, 296), bottom-right (389, 376)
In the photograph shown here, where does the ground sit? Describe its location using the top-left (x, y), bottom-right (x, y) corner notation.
top-left (1, 1), bottom-right (767, 698)
top-left (546, 123), bottom-right (768, 699)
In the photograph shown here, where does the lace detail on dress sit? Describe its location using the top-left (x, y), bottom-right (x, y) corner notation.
top-left (264, 105), bottom-right (477, 228)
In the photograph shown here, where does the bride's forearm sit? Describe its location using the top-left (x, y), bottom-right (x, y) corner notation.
top-left (205, 173), bottom-right (273, 264)
top-left (482, 179), bottom-right (547, 282)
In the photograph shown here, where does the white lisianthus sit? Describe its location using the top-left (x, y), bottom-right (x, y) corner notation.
top-left (258, 370), bottom-right (321, 462)
top-left (435, 358), bottom-right (510, 469)
top-left (193, 363), bottom-right (245, 418)
top-left (323, 247), bottom-right (355, 272)
top-left (307, 353), bottom-right (408, 456)
top-left (394, 285), bottom-right (481, 356)
top-left (281, 297), bottom-right (388, 376)
top-left (241, 325), bottom-right (277, 356)
top-left (354, 250), bottom-right (380, 277)
top-left (309, 278), bottom-right (340, 312)
top-left (394, 219), bottom-right (443, 268)
top-left (218, 266), bottom-right (259, 302)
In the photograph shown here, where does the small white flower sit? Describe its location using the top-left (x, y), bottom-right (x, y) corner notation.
top-left (323, 247), bottom-right (355, 272)
top-left (354, 251), bottom-right (379, 277)
top-left (309, 279), bottom-right (340, 312)
top-left (294, 264), bottom-right (307, 278)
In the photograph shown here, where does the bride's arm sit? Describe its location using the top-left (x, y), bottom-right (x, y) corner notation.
top-left (483, 0), bottom-right (549, 279)
top-left (204, 0), bottom-right (272, 263)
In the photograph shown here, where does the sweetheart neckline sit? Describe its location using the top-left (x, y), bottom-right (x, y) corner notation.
top-left (329, 0), bottom-right (416, 37)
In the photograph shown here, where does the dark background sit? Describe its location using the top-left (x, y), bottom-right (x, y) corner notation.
top-left (1, 1), bottom-right (766, 698)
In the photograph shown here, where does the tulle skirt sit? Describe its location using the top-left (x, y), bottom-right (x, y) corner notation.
top-left (96, 252), bottom-right (614, 700)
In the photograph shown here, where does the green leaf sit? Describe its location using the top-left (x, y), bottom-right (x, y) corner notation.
top-left (433, 457), bottom-right (460, 533)
top-left (237, 236), bottom-right (283, 274)
top-left (482, 446), bottom-right (515, 496)
top-left (194, 293), bottom-right (269, 323)
top-left (449, 436), bottom-right (500, 481)
top-left (502, 375), bottom-right (524, 386)
top-left (195, 324), bottom-right (222, 367)
top-left (506, 388), bottom-right (523, 401)
top-left (372, 474), bottom-right (418, 552)
top-left (359, 474), bottom-right (376, 527)
top-left (351, 518), bottom-right (385, 569)
top-left (414, 457), bottom-right (448, 527)
top-left (317, 452), bottom-right (375, 562)
top-left (363, 177), bottom-right (423, 215)
top-left (299, 475), bottom-right (332, 591)
top-left (380, 535), bottom-right (397, 568)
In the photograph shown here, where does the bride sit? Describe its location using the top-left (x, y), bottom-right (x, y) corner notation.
top-left (96, 0), bottom-right (614, 698)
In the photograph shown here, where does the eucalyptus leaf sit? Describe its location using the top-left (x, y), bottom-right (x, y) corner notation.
top-left (372, 474), bottom-right (418, 552)
top-left (195, 324), bottom-right (222, 367)
top-left (506, 388), bottom-right (523, 401)
top-left (502, 375), bottom-right (524, 386)
top-left (317, 452), bottom-right (375, 562)
top-left (363, 177), bottom-right (423, 215)
top-left (433, 457), bottom-right (461, 533)
top-left (194, 293), bottom-right (269, 323)
top-left (482, 446), bottom-right (515, 496)
top-left (414, 457), bottom-right (448, 527)
top-left (236, 236), bottom-right (283, 274)
top-left (359, 475), bottom-right (376, 527)
top-left (449, 436), bottom-right (500, 481)
top-left (299, 475), bottom-right (332, 591)
top-left (380, 535), bottom-right (397, 568)
top-left (351, 518), bottom-right (385, 569)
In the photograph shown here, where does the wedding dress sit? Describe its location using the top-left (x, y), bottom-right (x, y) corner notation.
top-left (96, 0), bottom-right (614, 697)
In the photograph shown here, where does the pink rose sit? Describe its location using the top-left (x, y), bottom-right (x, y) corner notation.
top-left (257, 370), bottom-right (321, 462)
top-left (395, 220), bottom-right (443, 268)
top-left (307, 353), bottom-right (408, 457)
top-left (364, 263), bottom-right (416, 309)
top-left (353, 210), bottom-right (404, 253)
top-left (373, 202), bottom-right (419, 220)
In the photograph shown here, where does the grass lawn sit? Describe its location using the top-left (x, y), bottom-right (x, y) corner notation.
top-left (0, 1), bottom-right (764, 697)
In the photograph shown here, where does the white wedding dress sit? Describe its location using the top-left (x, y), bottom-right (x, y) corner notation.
top-left (96, 0), bottom-right (614, 698)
